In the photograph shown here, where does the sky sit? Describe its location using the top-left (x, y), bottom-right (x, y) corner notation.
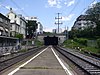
top-left (0, 0), bottom-right (100, 32)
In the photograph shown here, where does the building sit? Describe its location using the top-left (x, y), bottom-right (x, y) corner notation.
top-left (7, 8), bottom-right (27, 38)
top-left (72, 15), bottom-right (96, 30)
top-left (37, 22), bottom-right (43, 34)
top-left (25, 16), bottom-right (37, 21)
top-left (0, 13), bottom-right (19, 55)
top-left (0, 13), bottom-right (11, 36)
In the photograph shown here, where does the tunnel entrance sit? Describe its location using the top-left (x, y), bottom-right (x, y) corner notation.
top-left (44, 36), bottom-right (58, 45)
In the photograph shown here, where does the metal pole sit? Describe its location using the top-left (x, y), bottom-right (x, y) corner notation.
top-left (67, 26), bottom-right (69, 40)
top-left (55, 13), bottom-right (62, 34)
top-left (58, 13), bottom-right (60, 33)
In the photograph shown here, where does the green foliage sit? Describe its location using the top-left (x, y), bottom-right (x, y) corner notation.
top-left (34, 40), bottom-right (43, 47)
top-left (74, 38), bottom-right (88, 46)
top-left (26, 20), bottom-right (38, 38)
top-left (63, 39), bottom-right (81, 48)
top-left (27, 21), bottom-right (38, 32)
top-left (86, 2), bottom-right (100, 15)
top-left (70, 27), bottom-right (95, 39)
top-left (97, 38), bottom-right (100, 48)
top-left (69, 2), bottom-right (100, 39)
top-left (63, 39), bottom-right (100, 54)
top-left (85, 2), bottom-right (100, 37)
top-left (82, 47), bottom-right (100, 54)
top-left (15, 34), bottom-right (23, 39)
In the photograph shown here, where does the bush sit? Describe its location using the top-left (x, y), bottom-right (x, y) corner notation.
top-left (63, 39), bottom-right (81, 48)
top-left (97, 38), bottom-right (100, 48)
top-left (15, 34), bottom-right (23, 39)
top-left (74, 38), bottom-right (88, 46)
top-left (34, 40), bottom-right (43, 47)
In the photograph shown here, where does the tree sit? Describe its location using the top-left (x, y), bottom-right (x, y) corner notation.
top-left (15, 33), bottom-right (23, 39)
top-left (26, 20), bottom-right (38, 39)
top-left (85, 2), bottom-right (100, 37)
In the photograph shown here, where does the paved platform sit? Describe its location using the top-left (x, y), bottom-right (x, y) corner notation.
top-left (2, 46), bottom-right (76, 75)
top-left (11, 47), bottom-right (66, 75)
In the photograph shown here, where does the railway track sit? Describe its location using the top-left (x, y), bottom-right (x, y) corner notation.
top-left (0, 46), bottom-right (46, 72)
top-left (54, 46), bottom-right (100, 75)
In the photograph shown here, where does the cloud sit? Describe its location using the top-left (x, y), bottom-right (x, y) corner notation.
top-left (56, 4), bottom-right (62, 8)
top-left (64, 2), bottom-right (67, 5)
top-left (46, 0), bottom-right (75, 8)
top-left (48, 0), bottom-right (57, 7)
top-left (5, 6), bottom-right (11, 10)
top-left (67, 0), bottom-right (75, 7)
top-left (61, 14), bottom-right (74, 21)
top-left (44, 27), bottom-right (53, 32)
top-left (47, 0), bottom-right (62, 8)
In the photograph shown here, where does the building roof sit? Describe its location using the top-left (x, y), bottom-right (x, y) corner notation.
top-left (76, 15), bottom-right (91, 21)
top-left (7, 8), bottom-right (27, 23)
top-left (6, 8), bottom-right (16, 15)
top-left (0, 13), bottom-right (10, 21)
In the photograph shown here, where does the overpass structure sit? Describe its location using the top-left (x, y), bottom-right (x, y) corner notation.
top-left (37, 34), bottom-right (66, 45)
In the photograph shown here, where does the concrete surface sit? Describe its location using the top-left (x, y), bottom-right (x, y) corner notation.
top-left (9, 46), bottom-right (67, 75)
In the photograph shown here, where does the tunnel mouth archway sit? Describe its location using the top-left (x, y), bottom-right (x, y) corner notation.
top-left (44, 36), bottom-right (58, 45)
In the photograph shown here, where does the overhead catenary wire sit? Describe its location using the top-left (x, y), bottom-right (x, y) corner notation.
top-left (63, 0), bottom-right (80, 17)
top-left (10, 0), bottom-right (29, 16)
top-left (67, 0), bottom-right (96, 30)
top-left (61, 0), bottom-right (80, 28)
top-left (0, 0), bottom-right (9, 10)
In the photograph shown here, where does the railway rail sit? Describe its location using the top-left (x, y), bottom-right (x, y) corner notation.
top-left (0, 46), bottom-right (46, 72)
top-left (54, 46), bottom-right (100, 75)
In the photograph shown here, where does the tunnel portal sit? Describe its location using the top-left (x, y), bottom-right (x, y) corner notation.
top-left (44, 36), bottom-right (58, 45)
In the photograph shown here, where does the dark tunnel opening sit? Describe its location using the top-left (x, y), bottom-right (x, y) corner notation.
top-left (44, 36), bottom-right (58, 45)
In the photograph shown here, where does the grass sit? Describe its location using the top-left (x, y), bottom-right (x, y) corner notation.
top-left (82, 47), bottom-right (100, 54)
top-left (34, 40), bottom-right (43, 47)
top-left (63, 39), bottom-right (83, 48)
top-left (63, 39), bottom-right (100, 54)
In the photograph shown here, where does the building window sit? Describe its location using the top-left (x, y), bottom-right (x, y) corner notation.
top-left (10, 25), bottom-right (12, 30)
top-left (15, 15), bottom-right (17, 18)
top-left (14, 20), bottom-right (16, 23)
top-left (7, 15), bottom-right (9, 18)
top-left (20, 21), bottom-right (22, 25)
top-left (0, 18), bottom-right (3, 22)
top-left (0, 31), bottom-right (2, 35)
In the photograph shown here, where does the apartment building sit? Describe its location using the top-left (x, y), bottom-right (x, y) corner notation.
top-left (72, 15), bottom-right (96, 30)
top-left (7, 8), bottom-right (27, 38)
top-left (0, 13), bottom-right (10, 36)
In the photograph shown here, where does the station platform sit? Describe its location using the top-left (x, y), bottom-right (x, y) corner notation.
top-left (2, 46), bottom-right (76, 75)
